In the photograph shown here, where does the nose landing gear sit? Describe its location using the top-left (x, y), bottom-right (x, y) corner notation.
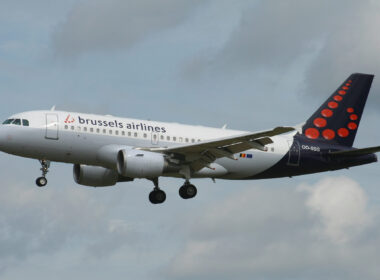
top-left (36, 160), bottom-right (50, 187)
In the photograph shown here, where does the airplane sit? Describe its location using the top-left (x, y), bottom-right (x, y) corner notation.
top-left (0, 73), bottom-right (379, 204)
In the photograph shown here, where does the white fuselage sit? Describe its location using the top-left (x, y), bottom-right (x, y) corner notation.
top-left (0, 110), bottom-right (295, 179)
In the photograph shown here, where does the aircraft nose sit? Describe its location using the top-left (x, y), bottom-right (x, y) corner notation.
top-left (0, 126), bottom-right (6, 149)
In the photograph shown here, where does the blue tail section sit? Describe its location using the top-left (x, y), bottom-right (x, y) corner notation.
top-left (302, 73), bottom-right (374, 147)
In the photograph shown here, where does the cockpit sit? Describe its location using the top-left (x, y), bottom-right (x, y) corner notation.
top-left (2, 118), bottom-right (30, 126)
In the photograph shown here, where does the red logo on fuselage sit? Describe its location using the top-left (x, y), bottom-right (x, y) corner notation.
top-left (64, 114), bottom-right (75, 123)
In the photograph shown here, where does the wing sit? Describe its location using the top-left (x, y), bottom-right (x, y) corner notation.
top-left (142, 126), bottom-right (295, 171)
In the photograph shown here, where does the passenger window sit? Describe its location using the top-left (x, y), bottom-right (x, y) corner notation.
top-left (166, 136), bottom-right (170, 141)
top-left (64, 125), bottom-right (68, 129)
top-left (83, 127), bottom-right (87, 132)
top-left (185, 138), bottom-right (189, 143)
top-left (179, 137), bottom-right (183, 142)
top-left (22, 119), bottom-right (29, 126)
top-left (173, 137), bottom-right (177, 141)
top-left (122, 131), bottom-right (125, 136)
top-left (160, 135), bottom-right (164, 140)
top-left (115, 131), bottom-right (119, 135)
top-left (134, 132), bottom-right (138, 137)
top-left (96, 128), bottom-right (100, 133)
top-left (103, 129), bottom-right (106, 134)
top-left (71, 126), bottom-right (75, 130)
top-left (191, 139), bottom-right (195, 143)
top-left (90, 127), bottom-right (94, 132)
top-left (128, 132), bottom-right (131, 136)
top-left (198, 139), bottom-right (201, 142)
top-left (2, 119), bottom-right (14, 124)
top-left (109, 130), bottom-right (113, 135)
top-left (143, 133), bottom-right (147, 138)
top-left (13, 119), bottom-right (21, 125)
top-left (77, 126), bottom-right (81, 131)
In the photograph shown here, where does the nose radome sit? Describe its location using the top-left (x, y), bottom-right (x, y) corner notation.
top-left (0, 126), bottom-right (8, 150)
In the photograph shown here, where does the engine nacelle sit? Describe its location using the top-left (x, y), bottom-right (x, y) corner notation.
top-left (117, 149), bottom-right (173, 178)
top-left (73, 164), bottom-right (118, 187)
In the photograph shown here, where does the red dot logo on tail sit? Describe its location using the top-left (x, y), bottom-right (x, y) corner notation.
top-left (305, 128), bottom-right (319, 139)
top-left (321, 109), bottom-right (333, 118)
top-left (348, 122), bottom-right (357, 130)
top-left (328, 101), bottom-right (338, 109)
top-left (350, 114), bottom-right (358, 121)
top-left (322, 129), bottom-right (335, 140)
top-left (338, 90), bottom-right (347, 95)
top-left (313, 118), bottom-right (327, 128)
top-left (338, 128), bottom-right (349, 138)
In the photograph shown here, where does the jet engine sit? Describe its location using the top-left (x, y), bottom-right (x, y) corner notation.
top-left (117, 149), bottom-right (179, 178)
top-left (73, 164), bottom-right (119, 187)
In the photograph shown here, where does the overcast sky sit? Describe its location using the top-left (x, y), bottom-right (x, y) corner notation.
top-left (1, 0), bottom-right (380, 279)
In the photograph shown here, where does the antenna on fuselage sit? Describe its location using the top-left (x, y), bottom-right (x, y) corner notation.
top-left (50, 105), bottom-right (56, 111)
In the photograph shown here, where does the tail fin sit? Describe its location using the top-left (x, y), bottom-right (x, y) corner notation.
top-left (302, 73), bottom-right (374, 147)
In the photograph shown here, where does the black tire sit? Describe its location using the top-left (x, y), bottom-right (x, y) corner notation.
top-left (149, 190), bottom-right (166, 204)
top-left (36, 177), bottom-right (47, 187)
top-left (179, 184), bottom-right (197, 199)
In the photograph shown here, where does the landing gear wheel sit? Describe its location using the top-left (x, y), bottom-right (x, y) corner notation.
top-left (36, 177), bottom-right (47, 187)
top-left (179, 183), bottom-right (197, 199)
top-left (149, 189), bottom-right (166, 204)
top-left (36, 159), bottom-right (50, 187)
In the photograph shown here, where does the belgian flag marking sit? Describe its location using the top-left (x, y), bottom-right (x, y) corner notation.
top-left (240, 153), bottom-right (252, 158)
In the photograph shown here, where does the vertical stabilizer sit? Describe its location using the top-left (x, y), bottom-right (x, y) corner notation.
top-left (302, 73), bottom-right (374, 147)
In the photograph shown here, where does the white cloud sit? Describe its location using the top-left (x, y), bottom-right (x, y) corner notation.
top-left (165, 176), bottom-right (380, 280)
top-left (301, 177), bottom-right (372, 243)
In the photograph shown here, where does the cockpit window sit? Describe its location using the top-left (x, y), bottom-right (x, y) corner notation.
top-left (13, 119), bottom-right (21, 125)
top-left (2, 119), bottom-right (14, 124)
top-left (2, 118), bottom-right (29, 126)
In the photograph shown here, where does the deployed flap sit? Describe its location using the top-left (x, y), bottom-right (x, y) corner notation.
top-left (329, 146), bottom-right (380, 157)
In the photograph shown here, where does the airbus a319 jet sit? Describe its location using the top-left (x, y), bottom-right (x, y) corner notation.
top-left (0, 73), bottom-right (379, 204)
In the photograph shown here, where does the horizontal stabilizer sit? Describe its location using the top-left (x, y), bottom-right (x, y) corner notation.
top-left (329, 146), bottom-right (380, 157)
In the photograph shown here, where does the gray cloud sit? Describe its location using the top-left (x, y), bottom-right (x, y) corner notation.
top-left (0, 182), bottom-right (136, 273)
top-left (165, 176), bottom-right (380, 280)
top-left (52, 0), bottom-right (202, 58)
top-left (183, 0), bottom-right (380, 106)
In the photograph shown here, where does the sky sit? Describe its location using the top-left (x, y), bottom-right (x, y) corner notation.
top-left (1, 0), bottom-right (380, 279)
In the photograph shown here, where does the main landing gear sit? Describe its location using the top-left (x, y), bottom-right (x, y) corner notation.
top-left (179, 180), bottom-right (197, 199)
top-left (149, 178), bottom-right (166, 204)
top-left (36, 160), bottom-right (50, 187)
top-left (148, 178), bottom-right (198, 204)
